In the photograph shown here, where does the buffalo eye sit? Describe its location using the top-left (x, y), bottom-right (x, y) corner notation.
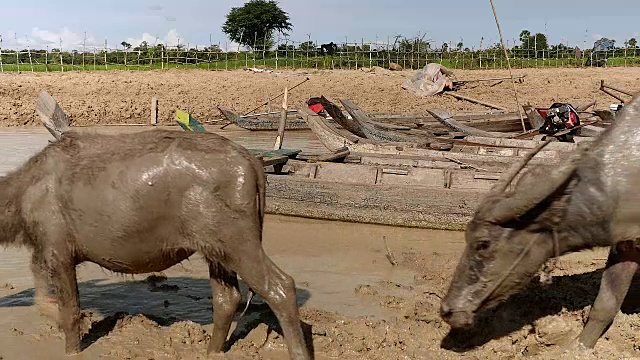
top-left (475, 241), bottom-right (491, 252)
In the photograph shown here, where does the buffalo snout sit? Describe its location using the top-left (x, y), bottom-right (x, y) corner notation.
top-left (440, 302), bottom-right (475, 329)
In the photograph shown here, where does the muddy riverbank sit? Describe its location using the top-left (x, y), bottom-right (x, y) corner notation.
top-left (0, 128), bottom-right (637, 359)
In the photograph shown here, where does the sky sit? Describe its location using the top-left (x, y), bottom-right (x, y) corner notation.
top-left (1, 0), bottom-right (639, 50)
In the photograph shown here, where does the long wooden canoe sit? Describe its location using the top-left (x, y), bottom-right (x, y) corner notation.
top-left (175, 108), bottom-right (580, 230)
top-left (221, 106), bottom-right (530, 132)
top-left (298, 104), bottom-right (585, 165)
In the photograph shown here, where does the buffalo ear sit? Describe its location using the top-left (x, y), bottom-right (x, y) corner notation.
top-left (478, 161), bottom-right (578, 224)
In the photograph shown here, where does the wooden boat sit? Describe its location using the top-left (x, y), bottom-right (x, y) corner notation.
top-left (175, 108), bottom-right (587, 230)
top-left (220, 105), bottom-right (529, 132)
top-left (298, 105), bottom-right (585, 167)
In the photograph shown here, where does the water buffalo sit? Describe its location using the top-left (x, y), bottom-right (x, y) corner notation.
top-left (1, 129), bottom-right (311, 359)
top-left (441, 95), bottom-right (640, 350)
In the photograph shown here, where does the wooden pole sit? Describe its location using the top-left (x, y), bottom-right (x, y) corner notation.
top-left (150, 97), bottom-right (158, 125)
top-left (273, 87), bottom-right (288, 150)
top-left (445, 93), bottom-right (507, 111)
top-left (489, 0), bottom-right (526, 132)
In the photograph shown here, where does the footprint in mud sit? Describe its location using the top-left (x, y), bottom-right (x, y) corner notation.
top-left (1, 283), bottom-right (14, 290)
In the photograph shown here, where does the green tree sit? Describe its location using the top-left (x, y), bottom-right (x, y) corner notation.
top-left (222, 0), bottom-right (292, 50)
top-left (628, 38), bottom-right (638, 48)
top-left (133, 41), bottom-right (149, 52)
top-left (120, 41), bottom-right (131, 50)
top-left (516, 30), bottom-right (548, 58)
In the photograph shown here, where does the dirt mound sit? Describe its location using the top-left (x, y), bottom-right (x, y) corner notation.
top-left (0, 67), bottom-right (638, 127)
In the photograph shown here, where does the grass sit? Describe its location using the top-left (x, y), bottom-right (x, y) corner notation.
top-left (1, 55), bottom-right (639, 73)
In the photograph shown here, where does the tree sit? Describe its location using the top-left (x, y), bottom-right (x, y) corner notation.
top-left (134, 41), bottom-right (149, 52)
top-left (204, 44), bottom-right (222, 53)
top-left (121, 41), bottom-right (132, 50)
top-left (628, 38), bottom-right (637, 48)
top-left (222, 0), bottom-right (292, 50)
top-left (456, 42), bottom-right (464, 51)
top-left (516, 30), bottom-right (548, 58)
top-left (441, 42), bottom-right (448, 52)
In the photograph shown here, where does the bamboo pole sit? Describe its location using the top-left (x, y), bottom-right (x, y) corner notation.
top-left (489, 0), bottom-right (526, 132)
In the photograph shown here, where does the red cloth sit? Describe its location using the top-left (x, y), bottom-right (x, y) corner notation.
top-left (308, 103), bottom-right (324, 113)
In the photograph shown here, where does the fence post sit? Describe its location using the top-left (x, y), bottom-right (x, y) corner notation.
top-left (26, 41), bottom-right (34, 72)
top-left (82, 31), bottom-right (86, 71)
top-left (59, 38), bottom-right (64, 72)
top-left (208, 34), bottom-right (212, 70)
top-left (275, 33), bottom-right (279, 70)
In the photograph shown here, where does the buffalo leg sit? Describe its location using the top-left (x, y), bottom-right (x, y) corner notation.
top-left (31, 249), bottom-right (57, 317)
top-left (228, 246), bottom-right (312, 360)
top-left (49, 250), bottom-right (82, 354)
top-left (207, 261), bottom-right (242, 353)
top-left (578, 243), bottom-right (638, 348)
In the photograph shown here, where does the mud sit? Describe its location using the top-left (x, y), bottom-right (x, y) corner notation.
top-left (0, 67), bottom-right (639, 126)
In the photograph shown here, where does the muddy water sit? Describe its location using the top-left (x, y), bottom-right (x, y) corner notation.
top-left (0, 127), bottom-right (464, 359)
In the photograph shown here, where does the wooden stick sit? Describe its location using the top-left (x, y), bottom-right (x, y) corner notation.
top-left (150, 97), bottom-right (158, 126)
top-left (453, 74), bottom-right (526, 85)
top-left (600, 80), bottom-right (634, 97)
top-left (446, 93), bottom-right (507, 111)
top-left (443, 156), bottom-right (490, 172)
top-left (244, 76), bottom-right (309, 116)
top-left (599, 80), bottom-right (628, 103)
top-left (489, 0), bottom-right (526, 132)
top-left (273, 87), bottom-right (288, 150)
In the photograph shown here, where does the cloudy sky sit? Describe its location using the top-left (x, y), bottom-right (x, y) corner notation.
top-left (2, 0), bottom-right (639, 50)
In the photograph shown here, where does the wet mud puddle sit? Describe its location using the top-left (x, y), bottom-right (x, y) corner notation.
top-left (0, 215), bottom-right (464, 322)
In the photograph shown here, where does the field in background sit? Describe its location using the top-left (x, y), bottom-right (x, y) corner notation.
top-left (1, 38), bottom-right (639, 73)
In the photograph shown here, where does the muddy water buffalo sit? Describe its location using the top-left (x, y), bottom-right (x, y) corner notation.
top-left (1, 129), bottom-right (311, 359)
top-left (441, 95), bottom-right (640, 349)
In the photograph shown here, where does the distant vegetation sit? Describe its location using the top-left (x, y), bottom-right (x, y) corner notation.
top-left (1, 0), bottom-right (638, 74)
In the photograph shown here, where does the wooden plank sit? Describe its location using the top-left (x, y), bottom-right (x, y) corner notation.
top-left (248, 148), bottom-right (302, 158)
top-left (35, 90), bottom-right (70, 140)
top-left (261, 155), bottom-right (290, 167)
top-left (273, 87), bottom-right (288, 150)
top-left (265, 176), bottom-right (485, 230)
top-left (307, 147), bottom-right (350, 163)
top-left (474, 174), bottom-right (501, 180)
top-left (426, 108), bottom-right (510, 138)
top-left (382, 168), bottom-right (409, 175)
